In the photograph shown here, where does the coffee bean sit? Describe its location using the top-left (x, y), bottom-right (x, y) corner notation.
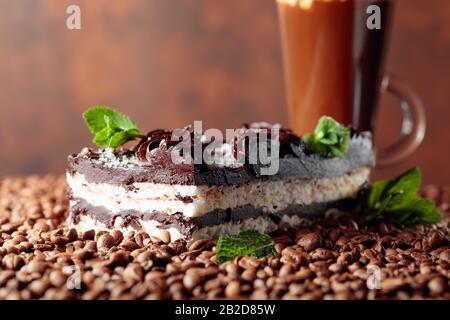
top-left (241, 268), bottom-right (257, 282)
top-left (298, 232), bottom-right (321, 252)
top-left (438, 249), bottom-right (450, 261)
top-left (160, 230), bottom-right (171, 244)
top-left (28, 279), bottom-right (50, 298)
top-left (428, 276), bottom-right (447, 294)
top-left (133, 233), bottom-right (146, 247)
top-left (381, 278), bottom-right (405, 292)
top-left (268, 258), bottom-right (282, 270)
top-left (33, 221), bottom-right (51, 232)
top-left (225, 280), bottom-right (240, 298)
top-left (274, 243), bottom-right (285, 254)
top-left (310, 248), bottom-right (334, 261)
top-left (110, 230), bottom-right (124, 245)
top-left (2, 253), bottom-right (25, 270)
top-left (183, 267), bottom-right (217, 290)
top-left (81, 229), bottom-right (95, 241)
top-left (281, 247), bottom-right (307, 267)
top-left (348, 262), bottom-right (360, 273)
top-left (84, 240), bottom-right (97, 252)
top-left (428, 232), bottom-right (443, 250)
top-left (49, 270), bottom-right (67, 287)
top-left (120, 240), bottom-right (140, 251)
top-left (295, 268), bottom-right (313, 280)
top-left (0, 271), bottom-right (15, 286)
top-left (51, 234), bottom-right (69, 246)
top-left (188, 240), bottom-right (208, 251)
top-left (279, 264), bottom-right (294, 277)
top-left (123, 263), bottom-right (144, 283)
top-left (337, 252), bottom-right (357, 265)
top-left (328, 263), bottom-right (343, 273)
top-left (108, 250), bottom-right (130, 267)
top-left (97, 233), bottom-right (115, 250)
top-left (183, 271), bottom-right (201, 290)
top-left (238, 256), bottom-right (261, 269)
top-left (72, 249), bottom-right (94, 261)
top-left (27, 260), bottom-right (48, 274)
top-left (66, 228), bottom-right (78, 242)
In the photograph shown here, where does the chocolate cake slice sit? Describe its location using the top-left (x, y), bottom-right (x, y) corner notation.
top-left (67, 124), bottom-right (375, 241)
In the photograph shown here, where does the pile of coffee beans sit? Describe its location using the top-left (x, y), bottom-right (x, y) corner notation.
top-left (0, 175), bottom-right (449, 299)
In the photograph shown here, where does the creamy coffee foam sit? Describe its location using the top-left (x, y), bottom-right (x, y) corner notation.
top-left (277, 0), bottom-right (346, 10)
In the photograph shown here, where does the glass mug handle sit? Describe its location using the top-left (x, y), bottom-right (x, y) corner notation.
top-left (376, 74), bottom-right (426, 167)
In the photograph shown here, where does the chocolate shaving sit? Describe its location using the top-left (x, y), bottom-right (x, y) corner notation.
top-left (135, 129), bottom-right (179, 163)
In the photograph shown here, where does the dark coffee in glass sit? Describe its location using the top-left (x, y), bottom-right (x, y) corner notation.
top-left (277, 0), bottom-right (425, 166)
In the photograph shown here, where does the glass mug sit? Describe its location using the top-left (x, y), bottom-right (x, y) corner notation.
top-left (277, 0), bottom-right (425, 167)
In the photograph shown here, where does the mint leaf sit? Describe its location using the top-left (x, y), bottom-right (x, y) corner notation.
top-left (367, 179), bottom-right (389, 209)
top-left (82, 106), bottom-right (142, 148)
top-left (83, 107), bottom-right (115, 133)
top-left (216, 230), bottom-right (278, 263)
top-left (110, 130), bottom-right (141, 147)
top-left (93, 127), bottom-right (116, 146)
top-left (364, 167), bottom-right (442, 227)
top-left (385, 199), bottom-right (442, 226)
top-left (304, 116), bottom-right (350, 158)
top-left (383, 167), bottom-right (421, 210)
top-left (110, 112), bottom-right (140, 131)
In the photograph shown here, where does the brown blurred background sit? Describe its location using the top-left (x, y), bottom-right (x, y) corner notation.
top-left (0, 0), bottom-right (449, 184)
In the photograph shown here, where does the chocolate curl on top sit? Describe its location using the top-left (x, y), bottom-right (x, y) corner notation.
top-left (135, 129), bottom-right (178, 162)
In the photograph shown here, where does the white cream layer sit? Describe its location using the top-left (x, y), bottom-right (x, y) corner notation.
top-left (67, 167), bottom-right (369, 218)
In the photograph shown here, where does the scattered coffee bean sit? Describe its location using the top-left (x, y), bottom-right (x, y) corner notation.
top-left (49, 270), bottom-right (67, 287)
top-left (428, 276), bottom-right (447, 294)
top-left (97, 234), bottom-right (115, 250)
top-left (225, 280), bottom-right (240, 298)
top-left (0, 176), bottom-right (448, 300)
top-left (120, 240), bottom-right (140, 251)
top-left (328, 263), bottom-right (343, 273)
top-left (381, 278), bottom-right (405, 293)
top-left (298, 232), bottom-right (321, 252)
top-left (160, 231), bottom-right (171, 244)
top-left (2, 253), bottom-right (25, 270)
top-left (81, 229), bottom-right (95, 241)
top-left (28, 279), bottom-right (50, 298)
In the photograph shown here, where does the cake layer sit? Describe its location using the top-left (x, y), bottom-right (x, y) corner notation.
top-left (67, 132), bottom-right (374, 186)
top-left (68, 199), bottom-right (356, 241)
top-left (67, 167), bottom-right (370, 218)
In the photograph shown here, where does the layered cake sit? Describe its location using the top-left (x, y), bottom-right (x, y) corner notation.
top-left (67, 124), bottom-right (374, 241)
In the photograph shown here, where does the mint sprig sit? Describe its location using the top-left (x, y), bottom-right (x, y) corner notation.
top-left (304, 116), bottom-right (351, 158)
top-left (364, 167), bottom-right (442, 227)
top-left (83, 106), bottom-right (143, 148)
top-left (216, 230), bottom-right (278, 263)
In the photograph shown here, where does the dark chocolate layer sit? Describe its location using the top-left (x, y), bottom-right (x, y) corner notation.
top-left (68, 132), bottom-right (374, 186)
top-left (69, 197), bottom-right (358, 237)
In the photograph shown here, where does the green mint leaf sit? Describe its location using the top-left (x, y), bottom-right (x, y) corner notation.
top-left (367, 179), bottom-right (389, 209)
top-left (82, 106), bottom-right (142, 148)
top-left (108, 129), bottom-right (142, 148)
top-left (383, 167), bottom-right (421, 210)
top-left (303, 134), bottom-right (315, 147)
top-left (110, 112), bottom-right (140, 131)
top-left (384, 198), bottom-right (442, 227)
top-left (83, 107), bottom-right (116, 133)
top-left (364, 167), bottom-right (442, 227)
top-left (216, 230), bottom-right (278, 263)
top-left (93, 127), bottom-right (116, 147)
top-left (304, 116), bottom-right (350, 158)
